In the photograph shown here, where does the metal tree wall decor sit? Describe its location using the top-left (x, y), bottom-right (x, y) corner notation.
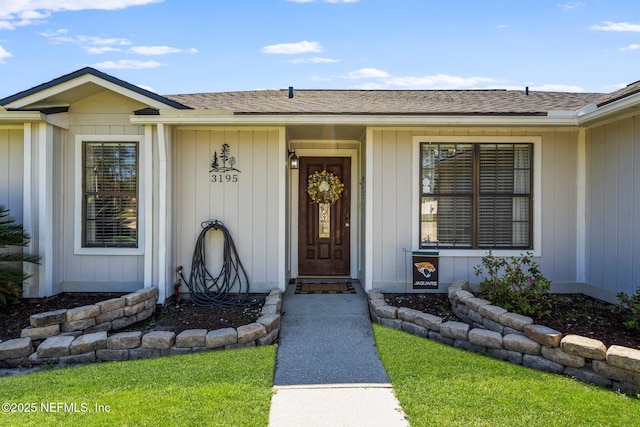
top-left (210, 143), bottom-right (241, 183)
top-left (307, 170), bottom-right (344, 204)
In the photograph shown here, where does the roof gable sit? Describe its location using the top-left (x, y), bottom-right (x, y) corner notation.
top-left (0, 67), bottom-right (190, 111)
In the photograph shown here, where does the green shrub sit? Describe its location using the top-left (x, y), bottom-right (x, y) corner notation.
top-left (473, 251), bottom-right (554, 318)
top-left (614, 289), bottom-right (640, 334)
top-left (0, 205), bottom-right (40, 310)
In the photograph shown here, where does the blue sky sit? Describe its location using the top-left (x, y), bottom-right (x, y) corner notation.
top-left (1, 0), bottom-right (640, 97)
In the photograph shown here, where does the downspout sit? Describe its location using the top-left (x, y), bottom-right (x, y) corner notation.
top-left (22, 123), bottom-right (34, 297)
top-left (364, 128), bottom-right (374, 291)
top-left (157, 123), bottom-right (168, 303)
top-left (37, 122), bottom-right (53, 297)
top-left (576, 128), bottom-right (587, 283)
top-left (143, 125), bottom-right (153, 288)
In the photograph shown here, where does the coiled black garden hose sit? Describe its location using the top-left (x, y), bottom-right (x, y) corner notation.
top-left (177, 220), bottom-right (255, 307)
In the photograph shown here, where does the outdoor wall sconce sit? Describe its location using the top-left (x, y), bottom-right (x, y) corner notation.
top-left (288, 149), bottom-right (299, 169)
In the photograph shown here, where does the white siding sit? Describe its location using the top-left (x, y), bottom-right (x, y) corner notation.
top-left (60, 91), bottom-right (146, 291)
top-left (586, 114), bottom-right (640, 296)
top-left (173, 128), bottom-right (283, 292)
top-left (0, 128), bottom-right (23, 219)
top-left (369, 127), bottom-right (579, 292)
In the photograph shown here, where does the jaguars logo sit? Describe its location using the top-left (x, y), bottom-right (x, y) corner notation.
top-left (415, 261), bottom-right (436, 279)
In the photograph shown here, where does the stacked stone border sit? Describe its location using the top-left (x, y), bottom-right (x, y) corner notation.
top-left (369, 280), bottom-right (640, 394)
top-left (0, 288), bottom-right (282, 368)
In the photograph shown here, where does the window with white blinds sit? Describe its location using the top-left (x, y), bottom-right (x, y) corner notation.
top-left (420, 142), bottom-right (532, 249)
top-left (83, 142), bottom-right (138, 248)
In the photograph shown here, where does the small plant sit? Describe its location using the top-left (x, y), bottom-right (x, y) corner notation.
top-left (473, 251), bottom-right (554, 318)
top-left (0, 205), bottom-right (40, 310)
top-left (614, 289), bottom-right (640, 334)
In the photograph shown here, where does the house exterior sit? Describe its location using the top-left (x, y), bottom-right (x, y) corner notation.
top-left (1, 67), bottom-right (640, 304)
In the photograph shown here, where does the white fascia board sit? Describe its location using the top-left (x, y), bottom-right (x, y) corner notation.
top-left (0, 111), bottom-right (44, 123)
top-left (577, 93), bottom-right (640, 124)
top-left (5, 75), bottom-right (175, 111)
top-left (129, 112), bottom-right (580, 127)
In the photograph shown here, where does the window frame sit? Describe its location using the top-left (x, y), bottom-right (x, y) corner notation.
top-left (75, 134), bottom-right (145, 255)
top-left (412, 136), bottom-right (542, 258)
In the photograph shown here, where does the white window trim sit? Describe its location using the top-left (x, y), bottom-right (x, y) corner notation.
top-left (74, 134), bottom-right (145, 255)
top-left (411, 135), bottom-right (542, 257)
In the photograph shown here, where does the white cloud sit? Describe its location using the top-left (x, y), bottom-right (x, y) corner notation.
top-left (85, 46), bottom-right (122, 54)
top-left (41, 30), bottom-right (132, 47)
top-left (604, 83), bottom-right (627, 91)
top-left (345, 68), bottom-right (390, 79)
top-left (385, 74), bottom-right (503, 89)
top-left (136, 84), bottom-right (156, 92)
top-left (311, 75), bottom-right (332, 82)
top-left (620, 44), bottom-right (640, 51)
top-left (286, 0), bottom-right (359, 2)
top-left (0, 0), bottom-right (163, 29)
top-left (289, 57), bottom-right (339, 64)
top-left (0, 44), bottom-right (12, 63)
top-left (91, 59), bottom-right (162, 69)
top-left (497, 24), bottom-right (509, 29)
top-left (590, 21), bottom-right (640, 32)
top-left (126, 45), bottom-right (198, 55)
top-left (341, 68), bottom-right (515, 90)
top-left (557, 2), bottom-right (585, 10)
top-left (87, 37), bottom-right (132, 46)
top-left (128, 46), bottom-right (181, 55)
top-left (261, 41), bottom-right (322, 54)
top-left (527, 84), bottom-right (584, 92)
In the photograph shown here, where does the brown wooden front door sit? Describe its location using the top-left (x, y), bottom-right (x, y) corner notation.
top-left (298, 157), bottom-right (351, 276)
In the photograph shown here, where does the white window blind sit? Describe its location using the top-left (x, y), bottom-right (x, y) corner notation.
top-left (420, 142), bottom-right (532, 249)
top-left (83, 142), bottom-right (138, 248)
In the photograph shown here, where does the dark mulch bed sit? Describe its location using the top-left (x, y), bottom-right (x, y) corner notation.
top-left (3, 291), bottom-right (638, 351)
top-left (1, 293), bottom-right (264, 341)
top-left (118, 297), bottom-right (265, 335)
top-left (384, 293), bottom-right (640, 350)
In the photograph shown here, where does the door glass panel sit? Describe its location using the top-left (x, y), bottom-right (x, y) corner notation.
top-left (319, 203), bottom-right (330, 238)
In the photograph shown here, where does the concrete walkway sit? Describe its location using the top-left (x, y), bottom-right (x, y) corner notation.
top-left (268, 282), bottom-right (408, 426)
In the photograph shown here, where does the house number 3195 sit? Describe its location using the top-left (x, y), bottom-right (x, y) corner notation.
top-left (211, 173), bottom-right (239, 183)
top-left (210, 143), bottom-right (241, 183)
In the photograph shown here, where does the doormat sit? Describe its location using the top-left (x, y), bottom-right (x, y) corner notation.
top-left (295, 282), bottom-right (356, 294)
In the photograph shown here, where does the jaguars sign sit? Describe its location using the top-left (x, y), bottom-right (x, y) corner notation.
top-left (412, 252), bottom-right (439, 289)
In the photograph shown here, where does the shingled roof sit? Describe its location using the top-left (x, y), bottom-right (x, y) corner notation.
top-left (165, 89), bottom-right (603, 116)
top-left (596, 80), bottom-right (640, 107)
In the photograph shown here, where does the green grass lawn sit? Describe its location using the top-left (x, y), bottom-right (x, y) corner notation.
top-left (0, 346), bottom-right (275, 427)
top-left (3, 328), bottom-right (638, 427)
top-left (373, 324), bottom-right (639, 427)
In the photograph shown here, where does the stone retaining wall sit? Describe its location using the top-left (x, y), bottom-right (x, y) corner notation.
top-left (369, 280), bottom-right (640, 394)
top-left (0, 288), bottom-right (282, 368)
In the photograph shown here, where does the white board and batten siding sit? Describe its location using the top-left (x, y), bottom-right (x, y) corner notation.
top-left (173, 128), bottom-right (284, 293)
top-left (586, 113), bottom-right (640, 297)
top-left (368, 127), bottom-right (580, 293)
top-left (60, 91), bottom-right (146, 293)
top-left (0, 127), bottom-right (24, 219)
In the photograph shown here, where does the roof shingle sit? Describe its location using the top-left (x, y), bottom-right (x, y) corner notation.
top-left (165, 89), bottom-right (603, 116)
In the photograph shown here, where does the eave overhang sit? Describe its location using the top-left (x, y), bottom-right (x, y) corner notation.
top-left (129, 110), bottom-right (582, 127)
top-left (576, 92), bottom-right (640, 125)
top-left (0, 110), bottom-right (45, 125)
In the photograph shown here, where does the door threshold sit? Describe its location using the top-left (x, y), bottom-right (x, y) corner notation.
top-left (292, 277), bottom-right (354, 285)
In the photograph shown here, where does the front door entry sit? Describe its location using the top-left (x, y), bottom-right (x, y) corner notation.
top-left (298, 157), bottom-right (351, 276)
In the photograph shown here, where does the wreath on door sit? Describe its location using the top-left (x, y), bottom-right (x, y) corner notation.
top-left (307, 170), bottom-right (344, 204)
